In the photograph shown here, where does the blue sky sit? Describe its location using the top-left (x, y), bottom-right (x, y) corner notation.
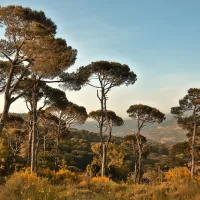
top-left (0, 0), bottom-right (200, 118)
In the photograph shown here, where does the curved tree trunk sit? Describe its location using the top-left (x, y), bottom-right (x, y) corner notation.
top-left (0, 99), bottom-right (11, 134)
top-left (0, 63), bottom-right (15, 134)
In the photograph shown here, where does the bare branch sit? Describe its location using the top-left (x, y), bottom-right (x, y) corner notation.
top-left (11, 78), bottom-right (40, 102)
top-left (9, 66), bottom-right (29, 96)
top-left (2, 52), bottom-right (13, 63)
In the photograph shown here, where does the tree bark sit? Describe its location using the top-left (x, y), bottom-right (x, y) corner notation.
top-left (27, 123), bottom-right (32, 166)
top-left (101, 143), bottom-right (106, 177)
top-left (44, 134), bottom-right (46, 156)
top-left (136, 135), bottom-right (142, 184)
top-left (0, 99), bottom-right (11, 134)
top-left (134, 161), bottom-right (138, 184)
top-left (99, 87), bottom-right (106, 177)
top-left (54, 136), bottom-right (60, 173)
top-left (191, 112), bottom-right (196, 177)
top-left (131, 139), bottom-right (138, 183)
top-left (0, 63), bottom-right (15, 134)
top-left (34, 130), bottom-right (39, 172)
top-left (31, 80), bottom-right (38, 173)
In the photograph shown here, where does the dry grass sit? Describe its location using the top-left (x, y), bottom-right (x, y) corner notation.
top-left (0, 167), bottom-right (200, 200)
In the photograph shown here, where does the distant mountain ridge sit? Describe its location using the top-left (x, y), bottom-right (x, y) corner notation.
top-left (76, 114), bottom-right (187, 144)
top-left (14, 112), bottom-right (187, 144)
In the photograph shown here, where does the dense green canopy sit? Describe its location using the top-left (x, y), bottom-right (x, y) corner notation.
top-left (127, 104), bottom-right (165, 124)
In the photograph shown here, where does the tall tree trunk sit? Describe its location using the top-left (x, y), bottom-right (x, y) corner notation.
top-left (136, 135), bottom-right (142, 184)
top-left (55, 137), bottom-right (60, 173)
top-left (31, 80), bottom-right (38, 173)
top-left (138, 148), bottom-right (142, 184)
top-left (99, 88), bottom-right (106, 177)
top-left (191, 113), bottom-right (196, 177)
top-left (34, 131), bottom-right (39, 171)
top-left (0, 63), bottom-right (15, 134)
top-left (31, 111), bottom-right (36, 173)
top-left (27, 123), bottom-right (32, 166)
top-left (131, 139), bottom-right (138, 183)
top-left (44, 133), bottom-right (46, 156)
top-left (55, 120), bottom-right (62, 173)
top-left (101, 143), bottom-right (106, 177)
top-left (0, 99), bottom-right (11, 134)
top-left (134, 161), bottom-right (138, 184)
top-left (101, 89), bottom-right (111, 177)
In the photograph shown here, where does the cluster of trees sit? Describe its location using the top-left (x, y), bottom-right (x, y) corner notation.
top-left (0, 5), bottom-right (200, 185)
top-left (0, 5), bottom-right (82, 173)
top-left (171, 88), bottom-right (200, 177)
top-left (0, 5), bottom-right (138, 176)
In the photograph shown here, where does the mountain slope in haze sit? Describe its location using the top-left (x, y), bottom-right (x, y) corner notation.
top-left (76, 114), bottom-right (187, 144)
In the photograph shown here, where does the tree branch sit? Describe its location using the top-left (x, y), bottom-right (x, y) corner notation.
top-left (2, 52), bottom-right (13, 63)
top-left (11, 78), bottom-right (40, 103)
top-left (9, 67), bottom-right (29, 96)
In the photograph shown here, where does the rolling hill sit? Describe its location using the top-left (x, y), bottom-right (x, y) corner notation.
top-left (76, 114), bottom-right (187, 144)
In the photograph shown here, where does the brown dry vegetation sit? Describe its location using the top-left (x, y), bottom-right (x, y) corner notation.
top-left (0, 167), bottom-right (199, 200)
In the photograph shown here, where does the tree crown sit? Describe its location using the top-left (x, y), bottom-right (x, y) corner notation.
top-left (46, 102), bottom-right (88, 128)
top-left (124, 134), bottom-right (147, 144)
top-left (78, 61), bottom-right (137, 89)
top-left (127, 104), bottom-right (165, 124)
top-left (0, 5), bottom-right (56, 41)
top-left (89, 110), bottom-right (124, 126)
top-left (171, 88), bottom-right (200, 115)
